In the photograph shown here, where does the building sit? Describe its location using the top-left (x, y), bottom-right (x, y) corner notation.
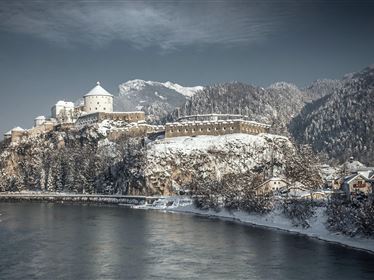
top-left (83, 81), bottom-right (113, 114)
top-left (286, 184), bottom-right (310, 198)
top-left (34, 116), bottom-right (46, 127)
top-left (51, 101), bottom-right (75, 123)
top-left (165, 118), bottom-right (270, 138)
top-left (75, 111), bottom-right (145, 127)
top-left (254, 177), bottom-right (289, 196)
top-left (342, 173), bottom-right (373, 197)
top-left (10, 126), bottom-right (27, 142)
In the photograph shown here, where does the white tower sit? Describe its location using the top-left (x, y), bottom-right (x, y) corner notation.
top-left (84, 81), bottom-right (113, 114)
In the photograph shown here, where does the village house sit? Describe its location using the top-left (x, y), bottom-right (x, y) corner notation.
top-left (342, 173), bottom-right (373, 198)
top-left (285, 184), bottom-right (310, 199)
top-left (254, 177), bottom-right (289, 196)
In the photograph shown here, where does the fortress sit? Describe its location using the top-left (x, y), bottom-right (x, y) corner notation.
top-left (165, 115), bottom-right (270, 138)
top-left (3, 82), bottom-right (271, 143)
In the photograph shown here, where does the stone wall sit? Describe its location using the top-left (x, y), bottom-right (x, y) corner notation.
top-left (165, 120), bottom-right (270, 138)
top-left (76, 111), bottom-right (145, 127)
top-left (108, 124), bottom-right (165, 141)
top-left (10, 122), bottom-right (55, 143)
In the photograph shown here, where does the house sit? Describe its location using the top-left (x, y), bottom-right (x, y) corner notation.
top-left (301, 191), bottom-right (332, 201)
top-left (254, 177), bottom-right (289, 196)
top-left (285, 184), bottom-right (310, 198)
top-left (342, 173), bottom-right (373, 197)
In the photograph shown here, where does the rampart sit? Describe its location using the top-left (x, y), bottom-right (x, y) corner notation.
top-left (165, 119), bottom-right (270, 138)
top-left (9, 122), bottom-right (55, 143)
top-left (75, 111), bottom-right (145, 127)
top-left (108, 124), bottom-right (165, 141)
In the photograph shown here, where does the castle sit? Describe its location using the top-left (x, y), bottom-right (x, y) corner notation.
top-left (4, 82), bottom-right (145, 143)
top-left (3, 82), bottom-right (271, 143)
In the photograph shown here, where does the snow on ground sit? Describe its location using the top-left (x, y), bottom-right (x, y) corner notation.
top-left (141, 197), bottom-right (374, 254)
top-left (149, 133), bottom-right (289, 155)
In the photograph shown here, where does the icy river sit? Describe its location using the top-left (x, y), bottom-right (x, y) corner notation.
top-left (0, 202), bottom-right (373, 279)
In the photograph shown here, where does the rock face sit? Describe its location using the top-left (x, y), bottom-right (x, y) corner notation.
top-left (289, 65), bottom-right (374, 164)
top-left (0, 121), bottom-right (320, 195)
top-left (144, 133), bottom-right (307, 195)
top-left (0, 122), bottom-right (150, 195)
top-left (115, 79), bottom-right (203, 123)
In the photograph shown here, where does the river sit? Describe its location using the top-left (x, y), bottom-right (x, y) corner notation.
top-left (0, 202), bottom-right (373, 279)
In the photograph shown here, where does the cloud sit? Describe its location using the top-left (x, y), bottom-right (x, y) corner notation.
top-left (0, 0), bottom-right (291, 50)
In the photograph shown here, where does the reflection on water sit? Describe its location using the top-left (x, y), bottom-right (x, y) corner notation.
top-left (0, 202), bottom-right (373, 280)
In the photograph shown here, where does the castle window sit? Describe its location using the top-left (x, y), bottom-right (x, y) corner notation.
top-left (208, 128), bottom-right (211, 131)
top-left (104, 108), bottom-right (106, 110)
top-left (97, 102), bottom-right (100, 104)
top-left (223, 127), bottom-right (226, 130)
top-left (200, 128), bottom-right (203, 131)
top-left (178, 129), bottom-right (181, 132)
top-left (185, 129), bottom-right (188, 132)
top-left (192, 128), bottom-right (195, 132)
top-left (231, 127), bottom-right (234, 130)
top-left (95, 107), bottom-right (97, 110)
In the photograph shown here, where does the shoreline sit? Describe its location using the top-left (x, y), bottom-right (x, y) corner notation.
top-left (0, 192), bottom-right (161, 206)
top-left (140, 204), bottom-right (374, 255)
top-left (1, 193), bottom-right (373, 255)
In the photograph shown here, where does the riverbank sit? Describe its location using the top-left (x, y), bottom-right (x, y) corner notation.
top-left (1, 193), bottom-right (373, 254)
top-left (134, 197), bottom-right (374, 255)
top-left (0, 192), bottom-right (161, 205)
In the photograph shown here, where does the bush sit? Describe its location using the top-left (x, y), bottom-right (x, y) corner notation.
top-left (281, 199), bottom-right (317, 228)
top-left (326, 196), bottom-right (374, 237)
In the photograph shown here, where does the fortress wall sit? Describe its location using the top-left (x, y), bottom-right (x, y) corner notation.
top-left (76, 111), bottom-right (146, 127)
top-left (97, 112), bottom-right (145, 123)
top-left (10, 122), bottom-right (55, 143)
top-left (165, 120), bottom-right (270, 138)
top-left (11, 131), bottom-right (27, 142)
top-left (108, 124), bottom-right (165, 141)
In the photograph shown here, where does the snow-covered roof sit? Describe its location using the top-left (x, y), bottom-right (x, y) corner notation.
top-left (345, 173), bottom-right (370, 184)
top-left (84, 81), bottom-right (113, 97)
top-left (35, 115), bottom-right (46, 120)
top-left (254, 177), bottom-right (289, 190)
top-left (12, 126), bottom-right (25, 132)
top-left (55, 100), bottom-right (74, 107)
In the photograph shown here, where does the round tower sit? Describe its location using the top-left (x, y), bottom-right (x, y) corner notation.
top-left (84, 81), bottom-right (113, 114)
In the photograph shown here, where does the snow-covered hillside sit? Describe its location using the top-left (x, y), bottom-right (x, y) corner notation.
top-left (115, 79), bottom-right (203, 122)
top-left (119, 79), bottom-right (203, 98)
top-left (144, 133), bottom-right (321, 195)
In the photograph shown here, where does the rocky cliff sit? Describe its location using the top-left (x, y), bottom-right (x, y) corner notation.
top-left (0, 122), bottom-right (321, 195)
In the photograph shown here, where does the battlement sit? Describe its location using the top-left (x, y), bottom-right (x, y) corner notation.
top-left (75, 111), bottom-right (145, 127)
top-left (165, 119), bottom-right (270, 138)
top-left (107, 124), bottom-right (165, 141)
top-left (5, 122), bottom-right (55, 143)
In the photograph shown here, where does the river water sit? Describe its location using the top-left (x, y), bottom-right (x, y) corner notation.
top-left (0, 202), bottom-right (373, 279)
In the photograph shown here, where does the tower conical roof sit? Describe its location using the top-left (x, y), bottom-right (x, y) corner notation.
top-left (84, 81), bottom-right (113, 97)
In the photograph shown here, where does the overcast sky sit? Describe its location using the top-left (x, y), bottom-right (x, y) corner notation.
top-left (0, 0), bottom-right (374, 134)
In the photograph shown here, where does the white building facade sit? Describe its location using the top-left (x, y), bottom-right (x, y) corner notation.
top-left (34, 116), bottom-right (46, 127)
top-left (51, 101), bottom-right (75, 123)
top-left (84, 81), bottom-right (113, 114)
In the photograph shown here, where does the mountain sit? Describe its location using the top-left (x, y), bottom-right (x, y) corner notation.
top-left (114, 79), bottom-right (203, 122)
top-left (289, 65), bottom-right (374, 164)
top-left (303, 79), bottom-right (344, 101)
top-left (166, 81), bottom-right (306, 135)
